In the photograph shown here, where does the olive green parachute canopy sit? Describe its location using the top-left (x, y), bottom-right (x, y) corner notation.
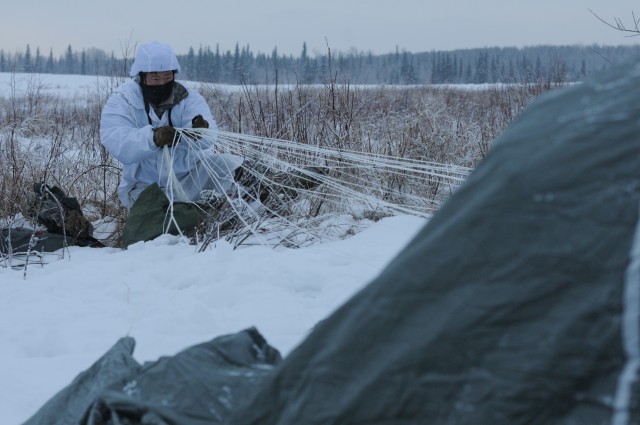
top-left (229, 63), bottom-right (640, 424)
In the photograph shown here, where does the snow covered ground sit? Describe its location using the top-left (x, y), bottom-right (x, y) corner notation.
top-left (0, 71), bottom-right (105, 99)
top-left (0, 71), bottom-right (494, 101)
top-left (0, 72), bottom-right (250, 104)
top-left (0, 214), bottom-right (424, 423)
top-left (0, 72), bottom-right (428, 423)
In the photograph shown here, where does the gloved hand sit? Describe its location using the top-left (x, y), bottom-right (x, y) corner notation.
top-left (192, 114), bottom-right (209, 128)
top-left (183, 114), bottom-right (210, 141)
top-left (153, 126), bottom-right (178, 148)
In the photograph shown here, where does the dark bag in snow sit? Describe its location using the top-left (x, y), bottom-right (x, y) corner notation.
top-left (32, 183), bottom-right (95, 241)
top-left (121, 183), bottom-right (206, 248)
top-left (4, 183), bottom-right (105, 253)
top-left (0, 227), bottom-right (73, 254)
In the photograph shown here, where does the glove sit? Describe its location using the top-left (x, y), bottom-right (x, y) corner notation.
top-left (192, 114), bottom-right (209, 128)
top-left (153, 126), bottom-right (178, 148)
top-left (183, 114), bottom-right (209, 141)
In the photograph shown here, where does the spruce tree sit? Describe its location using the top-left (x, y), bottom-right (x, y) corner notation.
top-left (35, 47), bottom-right (42, 73)
top-left (46, 48), bottom-right (54, 73)
top-left (65, 45), bottom-right (74, 74)
top-left (24, 44), bottom-right (32, 72)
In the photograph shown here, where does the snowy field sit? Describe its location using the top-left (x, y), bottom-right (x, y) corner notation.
top-left (1, 216), bottom-right (424, 423)
top-left (0, 71), bottom-right (214, 99)
top-left (0, 71), bottom-right (493, 100)
top-left (0, 72), bottom-right (427, 423)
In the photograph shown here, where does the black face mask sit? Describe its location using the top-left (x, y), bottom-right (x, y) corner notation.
top-left (141, 79), bottom-right (174, 105)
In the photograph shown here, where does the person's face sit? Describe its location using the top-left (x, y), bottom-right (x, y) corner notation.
top-left (144, 71), bottom-right (174, 86)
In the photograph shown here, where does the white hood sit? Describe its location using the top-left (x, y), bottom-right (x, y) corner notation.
top-left (129, 41), bottom-right (181, 77)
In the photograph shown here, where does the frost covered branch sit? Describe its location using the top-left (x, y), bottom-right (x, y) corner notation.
top-left (589, 9), bottom-right (640, 36)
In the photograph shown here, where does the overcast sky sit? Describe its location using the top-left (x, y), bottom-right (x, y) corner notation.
top-left (3, 0), bottom-right (639, 57)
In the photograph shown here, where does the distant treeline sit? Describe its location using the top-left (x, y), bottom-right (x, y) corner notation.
top-left (1, 43), bottom-right (639, 84)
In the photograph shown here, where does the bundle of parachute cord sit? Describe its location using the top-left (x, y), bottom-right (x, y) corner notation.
top-left (160, 127), bottom-right (472, 250)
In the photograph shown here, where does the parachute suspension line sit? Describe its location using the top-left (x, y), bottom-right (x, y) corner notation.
top-left (211, 132), bottom-right (436, 228)
top-left (612, 202), bottom-right (640, 425)
top-left (159, 143), bottom-right (190, 237)
top-left (175, 132), bottom-right (278, 248)
top-left (215, 130), bottom-right (471, 181)
top-left (162, 127), bottom-right (471, 248)
top-left (187, 143), bottom-right (324, 248)
top-left (212, 130), bottom-right (467, 216)
top-left (193, 152), bottom-right (275, 247)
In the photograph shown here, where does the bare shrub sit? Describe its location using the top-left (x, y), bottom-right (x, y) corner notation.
top-left (205, 83), bottom-right (549, 165)
top-left (201, 82), bottom-right (552, 209)
top-left (1, 70), bottom-right (558, 247)
top-left (0, 72), bottom-right (125, 244)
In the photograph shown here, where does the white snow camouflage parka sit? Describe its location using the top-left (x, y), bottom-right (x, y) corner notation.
top-left (100, 79), bottom-right (222, 208)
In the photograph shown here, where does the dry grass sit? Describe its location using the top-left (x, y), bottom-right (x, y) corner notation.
top-left (0, 73), bottom-right (556, 246)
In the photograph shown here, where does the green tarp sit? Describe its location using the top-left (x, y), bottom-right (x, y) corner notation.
top-left (229, 63), bottom-right (640, 424)
top-left (0, 227), bottom-right (73, 254)
top-left (22, 329), bottom-right (281, 425)
top-left (121, 183), bottom-right (206, 248)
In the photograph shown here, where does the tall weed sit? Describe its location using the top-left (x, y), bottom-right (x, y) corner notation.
top-left (0, 73), bottom-right (555, 246)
